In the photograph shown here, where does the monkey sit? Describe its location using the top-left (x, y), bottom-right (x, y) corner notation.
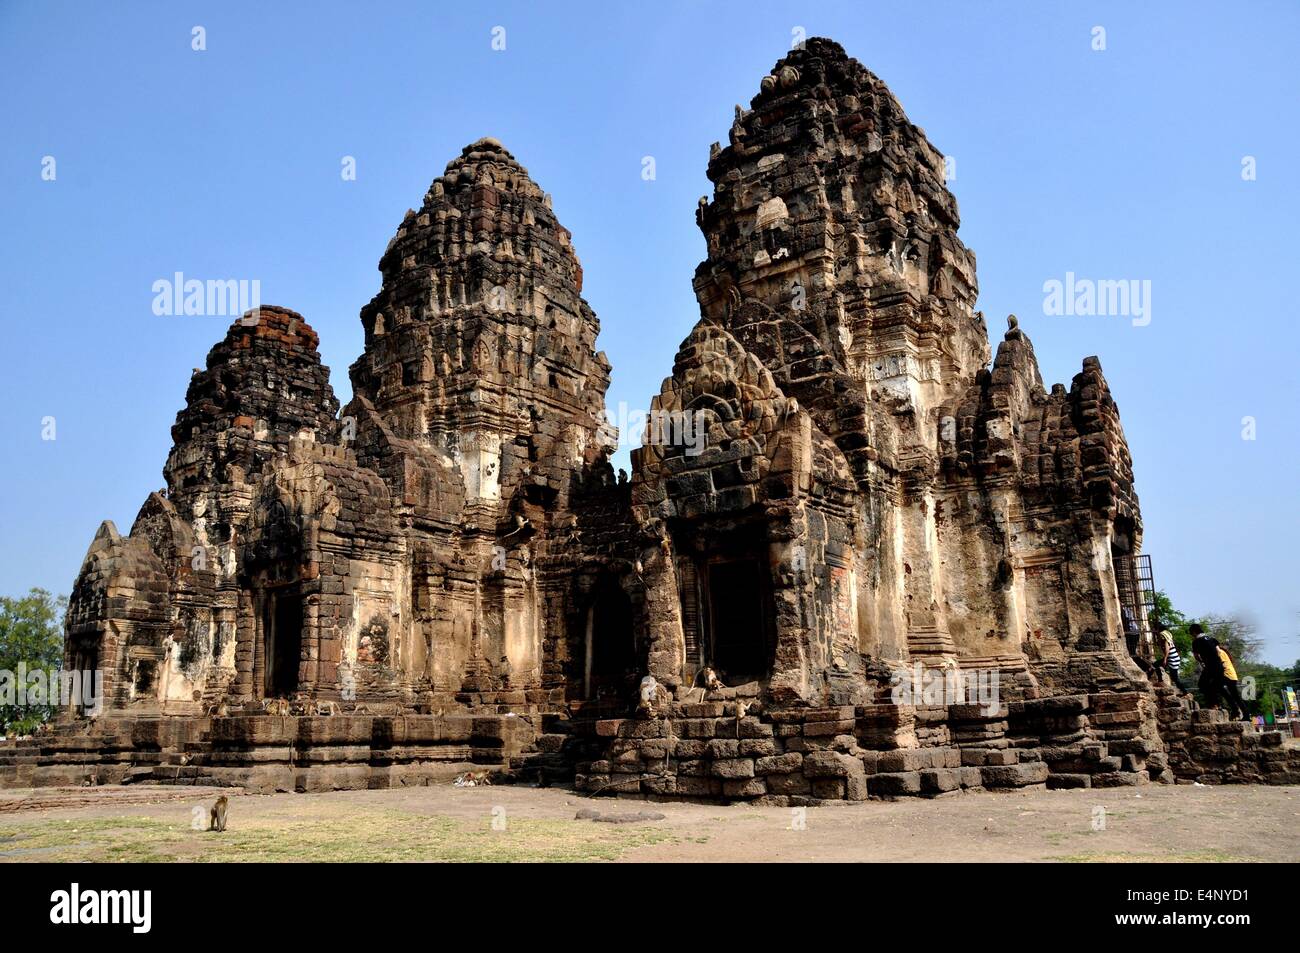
top-left (500, 512), bottom-right (531, 545)
top-left (261, 698), bottom-right (290, 716)
top-left (636, 676), bottom-right (658, 717)
top-left (316, 701), bottom-right (339, 717)
top-left (210, 795), bottom-right (228, 832)
top-left (637, 675), bottom-right (669, 718)
top-left (689, 667), bottom-right (724, 703)
top-left (734, 700), bottom-right (751, 739)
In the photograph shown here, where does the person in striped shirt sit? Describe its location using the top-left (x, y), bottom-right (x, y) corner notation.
top-left (1153, 620), bottom-right (1187, 693)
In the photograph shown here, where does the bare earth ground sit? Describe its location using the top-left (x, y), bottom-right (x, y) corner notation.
top-left (0, 783), bottom-right (1296, 863)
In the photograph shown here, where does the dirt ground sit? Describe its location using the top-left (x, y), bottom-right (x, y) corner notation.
top-left (1, 782), bottom-right (1296, 863)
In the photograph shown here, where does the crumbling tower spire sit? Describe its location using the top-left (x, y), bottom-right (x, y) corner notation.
top-left (344, 137), bottom-right (617, 695)
top-left (695, 37), bottom-right (989, 441)
top-left (348, 137), bottom-right (613, 518)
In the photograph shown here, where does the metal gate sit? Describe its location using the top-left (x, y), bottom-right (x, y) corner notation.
top-left (1115, 553), bottom-right (1157, 655)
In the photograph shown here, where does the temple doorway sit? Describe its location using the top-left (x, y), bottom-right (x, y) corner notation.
top-left (263, 587), bottom-right (303, 698)
top-left (705, 555), bottom-right (773, 685)
top-left (585, 580), bottom-right (636, 700)
top-left (70, 643), bottom-right (99, 715)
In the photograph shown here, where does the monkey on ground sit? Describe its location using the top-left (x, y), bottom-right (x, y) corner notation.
top-left (209, 795), bottom-right (228, 832)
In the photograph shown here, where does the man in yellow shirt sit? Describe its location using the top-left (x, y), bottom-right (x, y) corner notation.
top-left (1217, 645), bottom-right (1246, 719)
top-left (1191, 623), bottom-right (1245, 719)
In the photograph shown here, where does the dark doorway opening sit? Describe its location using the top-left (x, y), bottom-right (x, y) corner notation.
top-left (265, 589), bottom-right (303, 698)
top-left (133, 660), bottom-right (156, 697)
top-left (72, 644), bottom-right (99, 715)
top-left (586, 581), bottom-right (636, 700)
top-left (706, 556), bottom-right (773, 684)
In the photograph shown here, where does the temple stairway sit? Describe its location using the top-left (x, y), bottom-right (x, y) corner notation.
top-left (1154, 685), bottom-right (1300, 784)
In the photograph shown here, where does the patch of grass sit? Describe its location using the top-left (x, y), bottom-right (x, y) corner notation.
top-left (1053, 849), bottom-right (1243, 864)
top-left (0, 812), bottom-right (672, 863)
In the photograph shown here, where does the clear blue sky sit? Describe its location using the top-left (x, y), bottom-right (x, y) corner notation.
top-left (2, 1), bottom-right (1297, 663)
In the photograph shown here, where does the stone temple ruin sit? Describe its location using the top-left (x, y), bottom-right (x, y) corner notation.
top-left (5, 39), bottom-right (1297, 799)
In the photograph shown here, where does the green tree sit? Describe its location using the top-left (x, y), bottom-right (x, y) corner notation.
top-left (1201, 614), bottom-right (1262, 666)
top-left (0, 588), bottom-right (67, 734)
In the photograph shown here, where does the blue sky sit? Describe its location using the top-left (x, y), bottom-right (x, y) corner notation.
top-left (1, 1), bottom-right (1297, 662)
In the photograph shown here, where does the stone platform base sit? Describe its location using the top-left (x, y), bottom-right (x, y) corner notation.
top-left (567, 689), bottom-right (1300, 804)
top-left (0, 713), bottom-right (536, 794)
top-left (5, 688), bottom-right (1298, 803)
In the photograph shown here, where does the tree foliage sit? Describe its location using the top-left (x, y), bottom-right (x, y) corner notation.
top-left (0, 588), bottom-right (67, 734)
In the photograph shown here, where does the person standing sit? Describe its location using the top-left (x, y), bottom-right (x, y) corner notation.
top-left (1216, 643), bottom-right (1247, 720)
top-left (1122, 606), bottom-right (1153, 677)
top-left (1190, 624), bottom-right (1242, 712)
top-left (1154, 621), bottom-right (1187, 693)
top-left (1191, 623), bottom-right (1227, 711)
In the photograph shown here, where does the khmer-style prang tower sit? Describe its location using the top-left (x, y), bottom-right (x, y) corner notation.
top-left (6, 40), bottom-right (1294, 796)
